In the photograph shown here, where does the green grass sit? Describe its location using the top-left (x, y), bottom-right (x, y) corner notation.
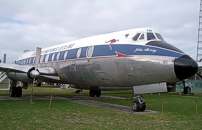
top-left (0, 84), bottom-right (202, 129)
top-left (99, 92), bottom-right (202, 115)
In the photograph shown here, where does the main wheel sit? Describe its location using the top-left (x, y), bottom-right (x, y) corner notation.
top-left (131, 101), bottom-right (140, 112)
top-left (36, 81), bottom-right (41, 87)
top-left (95, 90), bottom-right (101, 97)
top-left (16, 86), bottom-right (22, 97)
top-left (10, 86), bottom-right (17, 97)
top-left (140, 102), bottom-right (146, 112)
top-left (89, 90), bottom-right (95, 97)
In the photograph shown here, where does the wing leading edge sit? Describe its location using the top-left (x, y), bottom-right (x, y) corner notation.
top-left (0, 63), bottom-right (59, 82)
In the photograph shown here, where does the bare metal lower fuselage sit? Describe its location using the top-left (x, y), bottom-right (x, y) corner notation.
top-left (37, 55), bottom-right (177, 90)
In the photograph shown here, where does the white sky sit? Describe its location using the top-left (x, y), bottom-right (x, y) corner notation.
top-left (0, 0), bottom-right (200, 63)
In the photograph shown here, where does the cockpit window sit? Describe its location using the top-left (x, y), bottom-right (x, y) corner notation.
top-left (139, 34), bottom-right (144, 40)
top-left (147, 33), bottom-right (156, 40)
top-left (133, 33), bottom-right (141, 41)
top-left (155, 33), bottom-right (164, 41)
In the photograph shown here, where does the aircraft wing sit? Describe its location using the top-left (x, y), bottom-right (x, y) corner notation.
top-left (0, 63), bottom-right (59, 82)
top-left (0, 63), bottom-right (34, 73)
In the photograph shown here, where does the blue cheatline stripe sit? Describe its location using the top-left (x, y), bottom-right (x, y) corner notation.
top-left (16, 44), bottom-right (183, 65)
top-left (93, 44), bottom-right (183, 57)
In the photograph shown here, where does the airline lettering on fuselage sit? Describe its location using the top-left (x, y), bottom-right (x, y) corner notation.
top-left (43, 47), bottom-right (59, 54)
top-left (57, 43), bottom-right (75, 52)
top-left (31, 43), bottom-right (75, 56)
top-left (133, 48), bottom-right (157, 53)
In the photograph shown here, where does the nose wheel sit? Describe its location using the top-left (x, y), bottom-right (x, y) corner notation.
top-left (182, 80), bottom-right (191, 94)
top-left (131, 95), bottom-right (146, 112)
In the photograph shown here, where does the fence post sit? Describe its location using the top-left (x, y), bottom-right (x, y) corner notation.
top-left (195, 100), bottom-right (198, 114)
top-left (162, 100), bottom-right (164, 113)
top-left (48, 94), bottom-right (52, 109)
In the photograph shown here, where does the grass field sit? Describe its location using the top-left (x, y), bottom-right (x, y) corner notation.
top-left (0, 84), bottom-right (202, 130)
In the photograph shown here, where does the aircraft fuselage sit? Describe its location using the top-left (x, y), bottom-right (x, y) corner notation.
top-left (11, 28), bottom-right (198, 90)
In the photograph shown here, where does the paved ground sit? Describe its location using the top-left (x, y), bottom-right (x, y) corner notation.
top-left (0, 95), bottom-right (158, 114)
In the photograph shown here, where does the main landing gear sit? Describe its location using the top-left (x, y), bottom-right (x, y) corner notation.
top-left (9, 80), bottom-right (22, 97)
top-left (89, 89), bottom-right (101, 97)
top-left (131, 95), bottom-right (146, 112)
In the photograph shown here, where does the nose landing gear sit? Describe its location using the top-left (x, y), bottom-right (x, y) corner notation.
top-left (182, 80), bottom-right (191, 94)
top-left (131, 95), bottom-right (146, 112)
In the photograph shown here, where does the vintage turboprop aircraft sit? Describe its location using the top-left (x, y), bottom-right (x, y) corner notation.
top-left (0, 28), bottom-right (198, 112)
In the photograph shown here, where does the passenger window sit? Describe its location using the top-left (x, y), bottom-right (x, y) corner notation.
top-left (133, 33), bottom-right (141, 41)
top-left (77, 48), bottom-right (81, 58)
top-left (56, 52), bottom-right (60, 61)
top-left (86, 46), bottom-right (94, 58)
top-left (64, 51), bottom-right (68, 59)
top-left (27, 58), bottom-right (30, 64)
top-left (45, 54), bottom-right (49, 62)
top-left (147, 33), bottom-right (156, 40)
top-left (25, 59), bottom-right (27, 65)
top-left (52, 53), bottom-right (55, 61)
top-left (139, 34), bottom-right (144, 40)
top-left (30, 57), bottom-right (34, 64)
top-left (33, 57), bottom-right (35, 64)
top-left (40, 55), bottom-right (44, 63)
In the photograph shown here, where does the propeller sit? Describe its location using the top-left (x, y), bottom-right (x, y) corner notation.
top-left (30, 47), bottom-right (42, 103)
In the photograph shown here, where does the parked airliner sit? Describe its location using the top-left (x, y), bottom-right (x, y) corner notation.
top-left (0, 28), bottom-right (198, 112)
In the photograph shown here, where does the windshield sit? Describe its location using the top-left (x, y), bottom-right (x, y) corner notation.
top-left (133, 33), bottom-right (141, 41)
top-left (147, 33), bottom-right (156, 40)
top-left (155, 33), bottom-right (164, 41)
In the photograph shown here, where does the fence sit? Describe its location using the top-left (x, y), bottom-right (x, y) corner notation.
top-left (144, 93), bottom-right (202, 116)
top-left (176, 80), bottom-right (202, 94)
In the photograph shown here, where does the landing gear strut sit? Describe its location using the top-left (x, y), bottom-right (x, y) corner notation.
top-left (182, 81), bottom-right (191, 94)
top-left (131, 95), bottom-right (146, 112)
top-left (9, 80), bottom-right (22, 97)
top-left (89, 89), bottom-right (101, 97)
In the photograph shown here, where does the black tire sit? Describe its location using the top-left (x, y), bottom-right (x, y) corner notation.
top-left (75, 90), bottom-right (81, 93)
top-left (89, 90), bottom-right (95, 97)
top-left (10, 86), bottom-right (17, 97)
top-left (36, 82), bottom-right (41, 86)
top-left (16, 86), bottom-right (22, 97)
top-left (131, 101), bottom-right (140, 112)
top-left (95, 90), bottom-right (101, 97)
top-left (140, 102), bottom-right (146, 112)
top-left (184, 86), bottom-right (191, 94)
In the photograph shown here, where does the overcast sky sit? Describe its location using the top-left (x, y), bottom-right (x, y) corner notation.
top-left (0, 0), bottom-right (200, 63)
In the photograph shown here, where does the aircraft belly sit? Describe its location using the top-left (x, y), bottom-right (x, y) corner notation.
top-left (56, 56), bottom-right (176, 87)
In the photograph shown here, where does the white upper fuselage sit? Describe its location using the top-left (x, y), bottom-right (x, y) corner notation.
top-left (16, 28), bottom-right (167, 63)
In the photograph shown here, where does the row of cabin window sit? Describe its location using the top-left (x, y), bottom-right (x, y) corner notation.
top-left (16, 50), bottom-right (76, 65)
top-left (16, 46), bottom-right (95, 65)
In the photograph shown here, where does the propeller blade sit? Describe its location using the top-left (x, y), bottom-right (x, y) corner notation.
top-left (30, 47), bottom-right (42, 103)
top-left (35, 47), bottom-right (42, 69)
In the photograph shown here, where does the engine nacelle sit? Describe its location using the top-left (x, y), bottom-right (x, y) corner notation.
top-left (6, 66), bottom-right (38, 83)
top-left (7, 72), bottom-right (33, 83)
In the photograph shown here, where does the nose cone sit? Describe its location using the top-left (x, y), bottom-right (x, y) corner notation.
top-left (174, 55), bottom-right (198, 80)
